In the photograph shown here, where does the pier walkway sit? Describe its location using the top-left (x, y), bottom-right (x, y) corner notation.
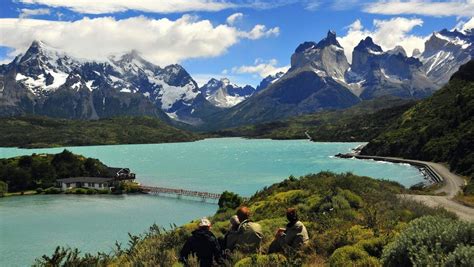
top-left (140, 185), bottom-right (249, 202)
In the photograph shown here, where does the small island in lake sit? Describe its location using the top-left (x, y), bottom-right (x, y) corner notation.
top-left (0, 149), bottom-right (141, 197)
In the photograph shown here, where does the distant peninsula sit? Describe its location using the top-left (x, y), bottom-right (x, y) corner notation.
top-left (0, 116), bottom-right (201, 148)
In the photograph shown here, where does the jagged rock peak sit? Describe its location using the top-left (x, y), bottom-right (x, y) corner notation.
top-left (388, 46), bottom-right (407, 57)
top-left (294, 31), bottom-right (341, 53)
top-left (316, 30), bottom-right (342, 48)
top-left (295, 41), bottom-right (317, 53)
top-left (355, 37), bottom-right (383, 53)
top-left (412, 48), bottom-right (421, 58)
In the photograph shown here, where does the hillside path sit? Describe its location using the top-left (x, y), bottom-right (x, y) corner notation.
top-left (341, 154), bottom-right (474, 222)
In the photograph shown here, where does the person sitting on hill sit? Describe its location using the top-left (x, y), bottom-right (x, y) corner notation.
top-left (269, 208), bottom-right (309, 254)
top-left (233, 206), bottom-right (264, 253)
top-left (220, 215), bottom-right (240, 253)
top-left (179, 217), bottom-right (223, 267)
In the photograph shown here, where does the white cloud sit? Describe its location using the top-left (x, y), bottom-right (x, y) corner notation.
top-left (365, 0), bottom-right (474, 17)
top-left (305, 1), bottom-right (321, 11)
top-left (0, 15), bottom-right (279, 66)
top-left (19, 0), bottom-right (236, 14)
top-left (338, 17), bottom-right (427, 62)
top-left (226, 12), bottom-right (243, 25)
top-left (241, 24), bottom-right (280, 40)
top-left (19, 8), bottom-right (51, 18)
top-left (232, 58), bottom-right (289, 78)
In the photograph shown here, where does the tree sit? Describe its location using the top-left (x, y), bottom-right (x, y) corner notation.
top-left (3, 166), bottom-right (30, 192)
top-left (218, 191), bottom-right (243, 212)
top-left (0, 180), bottom-right (7, 196)
top-left (84, 158), bottom-right (106, 177)
top-left (51, 150), bottom-right (84, 178)
top-left (31, 160), bottom-right (57, 188)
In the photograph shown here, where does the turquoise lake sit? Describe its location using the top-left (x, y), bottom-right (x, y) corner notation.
top-left (0, 138), bottom-right (425, 266)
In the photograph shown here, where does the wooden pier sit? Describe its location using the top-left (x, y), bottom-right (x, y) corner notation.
top-left (140, 185), bottom-right (249, 202)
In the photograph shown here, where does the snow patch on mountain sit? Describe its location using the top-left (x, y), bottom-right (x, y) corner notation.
top-left (200, 78), bottom-right (255, 108)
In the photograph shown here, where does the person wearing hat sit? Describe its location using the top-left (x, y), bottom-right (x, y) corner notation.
top-left (179, 217), bottom-right (223, 267)
top-left (269, 208), bottom-right (309, 254)
top-left (222, 215), bottom-right (240, 252)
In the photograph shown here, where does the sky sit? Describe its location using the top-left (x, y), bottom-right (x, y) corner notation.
top-left (0, 0), bottom-right (473, 87)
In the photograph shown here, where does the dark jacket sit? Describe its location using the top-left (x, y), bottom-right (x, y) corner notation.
top-left (179, 228), bottom-right (223, 267)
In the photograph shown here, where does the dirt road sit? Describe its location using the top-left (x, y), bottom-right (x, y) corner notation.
top-left (339, 154), bottom-right (473, 222)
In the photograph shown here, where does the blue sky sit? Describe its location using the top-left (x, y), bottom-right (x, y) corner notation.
top-left (0, 1), bottom-right (472, 86)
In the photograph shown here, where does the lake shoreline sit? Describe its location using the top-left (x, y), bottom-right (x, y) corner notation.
top-left (1, 139), bottom-right (427, 266)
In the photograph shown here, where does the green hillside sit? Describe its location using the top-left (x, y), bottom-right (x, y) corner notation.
top-left (35, 172), bottom-right (473, 266)
top-left (362, 61), bottom-right (474, 181)
top-left (215, 97), bottom-right (416, 142)
top-left (0, 116), bottom-right (201, 148)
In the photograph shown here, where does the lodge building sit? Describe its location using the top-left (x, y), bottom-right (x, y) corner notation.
top-left (57, 167), bottom-right (136, 191)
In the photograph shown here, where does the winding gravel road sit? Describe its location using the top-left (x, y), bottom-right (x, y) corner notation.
top-left (343, 154), bottom-right (474, 222)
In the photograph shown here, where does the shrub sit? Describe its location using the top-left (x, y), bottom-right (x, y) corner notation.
top-left (36, 188), bottom-right (44, 194)
top-left (464, 182), bottom-right (474, 195)
top-left (444, 245), bottom-right (474, 267)
top-left (337, 188), bottom-right (364, 209)
top-left (66, 188), bottom-right (87, 194)
top-left (356, 236), bottom-right (388, 258)
top-left (44, 187), bottom-right (61, 194)
top-left (116, 181), bottom-right (142, 194)
top-left (0, 180), bottom-right (8, 196)
top-left (382, 216), bottom-right (474, 266)
top-left (97, 189), bottom-right (110, 194)
top-left (86, 188), bottom-right (97, 195)
top-left (235, 254), bottom-right (287, 267)
top-left (329, 245), bottom-right (380, 267)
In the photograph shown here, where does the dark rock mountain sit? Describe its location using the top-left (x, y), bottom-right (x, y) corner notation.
top-left (200, 31), bottom-right (440, 129)
top-left (199, 31), bottom-right (361, 129)
top-left (348, 37), bottom-right (436, 99)
top-left (255, 72), bottom-right (284, 92)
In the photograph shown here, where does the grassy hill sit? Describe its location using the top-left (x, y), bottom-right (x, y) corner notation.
top-left (362, 61), bottom-right (474, 184)
top-left (0, 116), bottom-right (201, 148)
top-left (35, 172), bottom-right (474, 266)
top-left (215, 97), bottom-right (416, 142)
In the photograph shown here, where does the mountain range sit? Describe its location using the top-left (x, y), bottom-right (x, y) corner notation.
top-left (0, 27), bottom-right (472, 129)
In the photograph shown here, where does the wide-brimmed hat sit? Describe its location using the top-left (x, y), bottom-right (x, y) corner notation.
top-left (199, 217), bottom-right (211, 227)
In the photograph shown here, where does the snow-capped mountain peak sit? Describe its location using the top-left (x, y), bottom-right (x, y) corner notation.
top-left (420, 29), bottom-right (473, 85)
top-left (200, 77), bottom-right (255, 108)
